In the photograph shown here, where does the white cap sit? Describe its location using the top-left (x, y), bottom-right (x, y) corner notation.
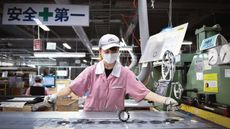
top-left (98, 34), bottom-right (120, 50)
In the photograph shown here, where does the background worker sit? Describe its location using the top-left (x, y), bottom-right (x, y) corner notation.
top-left (26, 75), bottom-right (50, 96)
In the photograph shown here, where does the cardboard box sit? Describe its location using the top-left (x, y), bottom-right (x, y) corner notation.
top-left (48, 87), bottom-right (57, 94)
top-left (56, 96), bottom-right (78, 111)
top-left (56, 101), bottom-right (78, 111)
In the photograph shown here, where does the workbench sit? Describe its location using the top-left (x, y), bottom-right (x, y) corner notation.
top-left (0, 111), bottom-right (226, 129)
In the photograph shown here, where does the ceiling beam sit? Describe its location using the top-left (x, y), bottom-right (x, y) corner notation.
top-left (153, 2), bottom-right (230, 10)
top-left (0, 38), bottom-right (81, 42)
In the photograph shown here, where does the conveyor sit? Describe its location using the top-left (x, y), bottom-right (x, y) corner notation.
top-left (0, 111), bottom-right (226, 129)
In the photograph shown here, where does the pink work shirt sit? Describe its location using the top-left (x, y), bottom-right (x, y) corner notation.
top-left (69, 61), bottom-right (150, 112)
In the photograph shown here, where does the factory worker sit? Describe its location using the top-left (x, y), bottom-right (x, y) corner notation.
top-left (26, 75), bottom-right (50, 96)
top-left (44, 34), bottom-right (178, 111)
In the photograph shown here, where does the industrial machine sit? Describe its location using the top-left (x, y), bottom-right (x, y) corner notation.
top-left (139, 23), bottom-right (230, 128)
top-left (180, 25), bottom-right (230, 128)
top-left (185, 26), bottom-right (230, 106)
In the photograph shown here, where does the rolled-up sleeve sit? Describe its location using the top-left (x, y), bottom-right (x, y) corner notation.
top-left (126, 71), bottom-right (150, 102)
top-left (69, 67), bottom-right (91, 97)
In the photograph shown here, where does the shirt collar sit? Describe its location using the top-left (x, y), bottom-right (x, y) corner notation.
top-left (95, 60), bottom-right (121, 77)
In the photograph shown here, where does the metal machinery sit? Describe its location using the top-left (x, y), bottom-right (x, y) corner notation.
top-left (136, 22), bottom-right (230, 128)
top-left (179, 25), bottom-right (230, 128)
top-left (153, 24), bottom-right (230, 128)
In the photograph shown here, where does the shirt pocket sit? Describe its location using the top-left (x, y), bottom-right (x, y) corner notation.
top-left (112, 85), bottom-right (123, 89)
top-left (111, 85), bottom-right (125, 96)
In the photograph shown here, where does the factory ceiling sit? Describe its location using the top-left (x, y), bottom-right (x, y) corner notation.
top-left (0, 0), bottom-right (230, 64)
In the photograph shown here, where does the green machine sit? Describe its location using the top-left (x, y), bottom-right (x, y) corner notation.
top-left (139, 24), bottom-right (230, 115)
top-left (148, 25), bottom-right (230, 116)
top-left (183, 25), bottom-right (230, 116)
top-left (141, 24), bottom-right (230, 127)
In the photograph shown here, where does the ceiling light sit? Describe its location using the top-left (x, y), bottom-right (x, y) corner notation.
top-left (34, 52), bottom-right (86, 58)
top-left (83, 59), bottom-right (87, 63)
top-left (92, 46), bottom-right (99, 51)
top-left (33, 18), bottom-right (42, 25)
top-left (63, 43), bottom-right (71, 49)
top-left (92, 46), bottom-right (132, 51)
top-left (120, 47), bottom-right (133, 51)
top-left (0, 62), bottom-right (14, 66)
top-left (91, 56), bottom-right (100, 60)
top-left (182, 41), bottom-right (192, 45)
top-left (39, 24), bottom-right (50, 31)
top-left (27, 65), bottom-right (36, 68)
top-left (33, 18), bottom-right (50, 31)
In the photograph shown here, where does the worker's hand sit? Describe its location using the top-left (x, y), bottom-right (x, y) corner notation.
top-left (164, 97), bottom-right (178, 106)
top-left (44, 94), bottom-right (57, 104)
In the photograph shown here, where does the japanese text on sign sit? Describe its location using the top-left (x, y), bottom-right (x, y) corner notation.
top-left (2, 4), bottom-right (89, 26)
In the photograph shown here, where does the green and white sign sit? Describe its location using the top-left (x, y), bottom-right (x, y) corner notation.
top-left (2, 4), bottom-right (89, 26)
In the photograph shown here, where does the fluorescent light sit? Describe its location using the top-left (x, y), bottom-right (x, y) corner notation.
top-left (91, 56), bottom-right (100, 60)
top-left (33, 18), bottom-right (50, 31)
top-left (39, 24), bottom-right (50, 31)
top-left (83, 59), bottom-right (87, 63)
top-left (34, 52), bottom-right (86, 58)
top-left (92, 46), bottom-right (132, 51)
top-left (0, 62), bottom-right (14, 66)
top-left (120, 47), bottom-right (132, 51)
top-left (92, 46), bottom-right (99, 51)
top-left (182, 41), bottom-right (192, 45)
top-left (63, 43), bottom-right (71, 49)
top-left (27, 65), bottom-right (36, 68)
top-left (33, 18), bottom-right (42, 25)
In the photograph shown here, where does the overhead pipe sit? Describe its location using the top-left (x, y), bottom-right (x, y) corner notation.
top-left (137, 0), bottom-right (152, 84)
top-left (124, 15), bottom-right (138, 41)
top-left (72, 26), bottom-right (95, 56)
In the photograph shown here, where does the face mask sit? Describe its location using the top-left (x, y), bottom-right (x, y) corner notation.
top-left (102, 53), bottom-right (119, 64)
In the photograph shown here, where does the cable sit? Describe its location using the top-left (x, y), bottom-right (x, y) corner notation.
top-left (133, 0), bottom-right (137, 8)
top-left (168, 0), bottom-right (173, 27)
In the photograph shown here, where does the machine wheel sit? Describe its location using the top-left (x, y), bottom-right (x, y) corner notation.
top-left (172, 82), bottom-right (183, 99)
top-left (161, 50), bottom-right (175, 81)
